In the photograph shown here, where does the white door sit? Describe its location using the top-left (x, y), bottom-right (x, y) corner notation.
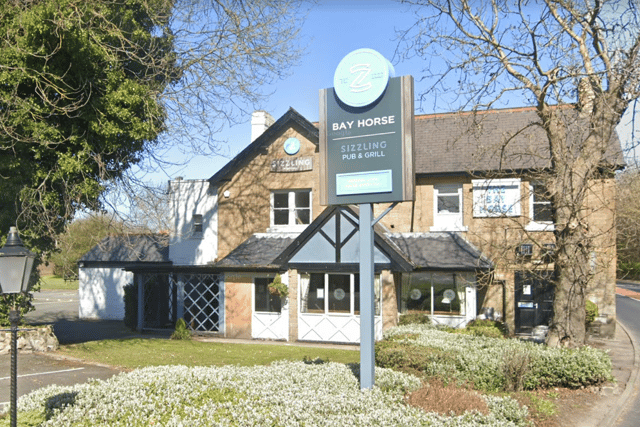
top-left (252, 276), bottom-right (289, 340)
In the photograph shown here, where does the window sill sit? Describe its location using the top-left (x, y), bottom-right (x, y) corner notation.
top-left (430, 225), bottom-right (468, 232)
top-left (525, 222), bottom-right (554, 232)
top-left (268, 225), bottom-right (308, 233)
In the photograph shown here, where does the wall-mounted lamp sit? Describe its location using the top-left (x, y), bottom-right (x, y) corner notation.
top-left (223, 190), bottom-right (231, 198)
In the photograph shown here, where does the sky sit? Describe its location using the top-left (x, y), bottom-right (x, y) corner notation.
top-left (133, 0), bottom-right (640, 184)
top-left (134, 1), bottom-right (427, 183)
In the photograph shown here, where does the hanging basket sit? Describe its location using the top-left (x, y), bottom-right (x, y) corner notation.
top-left (268, 274), bottom-right (288, 298)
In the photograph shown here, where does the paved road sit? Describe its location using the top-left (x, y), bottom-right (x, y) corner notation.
top-left (24, 290), bottom-right (138, 344)
top-left (613, 280), bottom-right (640, 427)
top-left (1, 290), bottom-right (130, 412)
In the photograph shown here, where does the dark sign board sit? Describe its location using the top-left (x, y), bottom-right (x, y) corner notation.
top-left (320, 75), bottom-right (414, 205)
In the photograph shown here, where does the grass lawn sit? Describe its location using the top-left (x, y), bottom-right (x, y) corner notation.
top-left (58, 338), bottom-right (360, 369)
top-left (39, 274), bottom-right (78, 291)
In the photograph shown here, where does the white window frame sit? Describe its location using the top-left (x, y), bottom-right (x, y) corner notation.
top-left (401, 272), bottom-right (476, 321)
top-left (431, 184), bottom-right (467, 232)
top-left (526, 182), bottom-right (554, 231)
top-left (269, 189), bottom-right (311, 232)
top-left (300, 273), bottom-right (381, 316)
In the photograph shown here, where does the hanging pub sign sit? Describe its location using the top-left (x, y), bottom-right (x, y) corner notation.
top-left (320, 48), bottom-right (415, 206)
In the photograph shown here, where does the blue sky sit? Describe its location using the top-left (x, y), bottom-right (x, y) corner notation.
top-left (136, 0), bottom-right (639, 183)
top-left (137, 1), bottom-right (426, 182)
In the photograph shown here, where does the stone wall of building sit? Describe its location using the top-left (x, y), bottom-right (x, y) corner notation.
top-left (217, 125), bottom-right (321, 260)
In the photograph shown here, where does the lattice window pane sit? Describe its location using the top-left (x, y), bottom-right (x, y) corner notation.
top-left (183, 274), bottom-right (222, 332)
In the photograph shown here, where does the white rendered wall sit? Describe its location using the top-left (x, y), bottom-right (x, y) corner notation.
top-left (168, 179), bottom-right (218, 265)
top-left (79, 267), bottom-right (132, 320)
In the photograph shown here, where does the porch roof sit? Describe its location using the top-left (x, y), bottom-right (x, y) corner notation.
top-left (78, 234), bottom-right (170, 268)
top-left (213, 207), bottom-right (491, 273)
top-left (386, 233), bottom-right (493, 271)
top-left (213, 233), bottom-right (299, 271)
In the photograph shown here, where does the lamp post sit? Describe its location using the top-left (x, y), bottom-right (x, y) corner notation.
top-left (0, 227), bottom-right (36, 427)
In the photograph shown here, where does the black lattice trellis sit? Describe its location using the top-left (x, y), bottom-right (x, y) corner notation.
top-left (140, 273), bottom-right (173, 329)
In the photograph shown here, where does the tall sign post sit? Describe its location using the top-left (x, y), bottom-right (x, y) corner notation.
top-left (320, 49), bottom-right (414, 389)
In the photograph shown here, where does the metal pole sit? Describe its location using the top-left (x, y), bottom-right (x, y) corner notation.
top-left (359, 203), bottom-right (375, 389)
top-left (137, 274), bottom-right (144, 332)
top-left (9, 308), bottom-right (19, 427)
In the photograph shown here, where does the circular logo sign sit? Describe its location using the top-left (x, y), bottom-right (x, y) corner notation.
top-left (442, 289), bottom-right (456, 303)
top-left (333, 48), bottom-right (395, 108)
top-left (284, 137), bottom-right (300, 155)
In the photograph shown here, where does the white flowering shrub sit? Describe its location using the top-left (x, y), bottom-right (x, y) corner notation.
top-left (7, 361), bottom-right (530, 426)
top-left (379, 324), bottom-right (613, 392)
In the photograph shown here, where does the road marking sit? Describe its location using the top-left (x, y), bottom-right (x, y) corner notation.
top-left (31, 300), bottom-right (76, 305)
top-left (0, 367), bottom-right (84, 381)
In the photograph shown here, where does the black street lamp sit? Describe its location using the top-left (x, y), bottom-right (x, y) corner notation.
top-left (0, 227), bottom-right (36, 427)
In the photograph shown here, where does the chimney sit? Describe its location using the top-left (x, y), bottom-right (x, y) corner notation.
top-left (251, 111), bottom-right (275, 142)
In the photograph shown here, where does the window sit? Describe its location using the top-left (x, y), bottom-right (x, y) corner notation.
top-left (516, 243), bottom-right (534, 259)
top-left (300, 273), bottom-right (380, 315)
top-left (402, 272), bottom-right (473, 316)
top-left (192, 214), bottom-right (203, 234)
top-left (254, 278), bottom-right (282, 313)
top-left (431, 184), bottom-right (466, 231)
top-left (271, 190), bottom-right (311, 230)
top-left (527, 183), bottom-right (553, 231)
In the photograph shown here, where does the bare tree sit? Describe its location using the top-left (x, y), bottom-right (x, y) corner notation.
top-left (102, 179), bottom-right (173, 234)
top-left (398, 0), bottom-right (638, 346)
top-left (157, 0), bottom-right (309, 158)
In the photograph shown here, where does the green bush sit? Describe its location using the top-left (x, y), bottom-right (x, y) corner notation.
top-left (585, 300), bottom-right (598, 324)
top-left (377, 325), bottom-right (613, 392)
top-left (617, 261), bottom-right (640, 280)
top-left (123, 282), bottom-right (138, 331)
top-left (398, 313), bottom-right (430, 325)
top-left (463, 319), bottom-right (509, 338)
top-left (375, 339), bottom-right (459, 379)
top-left (170, 318), bottom-right (191, 340)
